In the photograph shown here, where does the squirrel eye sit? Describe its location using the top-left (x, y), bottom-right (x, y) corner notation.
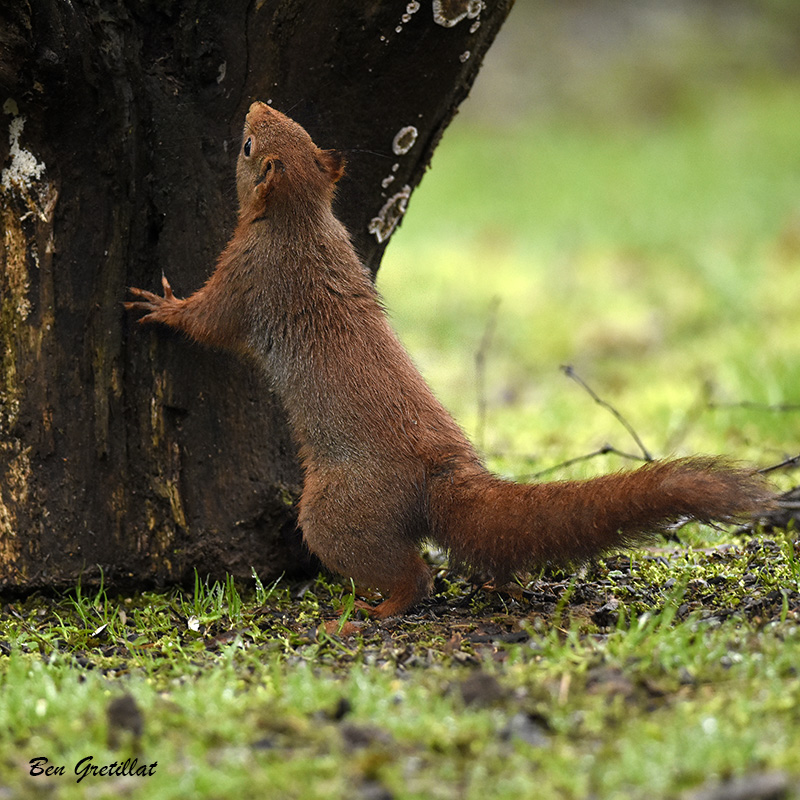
top-left (243, 137), bottom-right (252, 157)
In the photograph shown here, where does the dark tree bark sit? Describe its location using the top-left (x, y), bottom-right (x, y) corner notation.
top-left (0, 0), bottom-right (514, 591)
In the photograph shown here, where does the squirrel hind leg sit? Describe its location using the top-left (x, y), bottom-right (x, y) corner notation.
top-left (303, 524), bottom-right (433, 618)
top-left (316, 543), bottom-right (432, 619)
top-left (368, 553), bottom-right (433, 618)
top-left (300, 479), bottom-right (433, 618)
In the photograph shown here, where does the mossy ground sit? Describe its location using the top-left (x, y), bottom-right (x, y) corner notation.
top-left (3, 4), bottom-right (800, 798)
top-left (2, 542), bottom-right (799, 799)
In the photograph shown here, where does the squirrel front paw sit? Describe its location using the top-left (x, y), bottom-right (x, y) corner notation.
top-left (124, 275), bottom-right (181, 324)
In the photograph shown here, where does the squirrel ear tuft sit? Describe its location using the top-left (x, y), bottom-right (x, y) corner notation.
top-left (317, 149), bottom-right (346, 183)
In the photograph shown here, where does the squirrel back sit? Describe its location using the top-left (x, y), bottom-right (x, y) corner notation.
top-left (126, 102), bottom-right (773, 618)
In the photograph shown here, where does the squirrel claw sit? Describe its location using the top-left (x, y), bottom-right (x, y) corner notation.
top-left (124, 278), bottom-right (179, 320)
top-left (160, 274), bottom-right (174, 299)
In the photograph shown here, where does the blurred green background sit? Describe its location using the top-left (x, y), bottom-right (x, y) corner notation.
top-left (378, 0), bottom-right (800, 481)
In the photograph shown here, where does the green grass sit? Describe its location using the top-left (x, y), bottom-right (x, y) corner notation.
top-left (4, 17), bottom-right (800, 800)
top-left (2, 567), bottom-right (799, 799)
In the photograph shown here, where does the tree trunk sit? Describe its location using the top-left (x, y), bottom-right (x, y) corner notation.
top-left (0, 0), bottom-right (514, 591)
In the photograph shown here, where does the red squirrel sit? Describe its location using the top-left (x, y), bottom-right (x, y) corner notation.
top-left (126, 102), bottom-right (772, 618)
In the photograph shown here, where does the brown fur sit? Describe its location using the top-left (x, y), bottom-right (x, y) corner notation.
top-left (126, 102), bottom-right (773, 618)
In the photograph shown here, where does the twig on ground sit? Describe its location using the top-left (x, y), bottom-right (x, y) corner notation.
top-left (758, 453), bottom-right (800, 475)
top-left (709, 400), bottom-right (800, 412)
top-left (561, 364), bottom-right (653, 461)
top-left (518, 444), bottom-right (649, 481)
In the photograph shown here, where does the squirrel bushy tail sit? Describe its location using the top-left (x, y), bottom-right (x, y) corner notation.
top-left (430, 457), bottom-right (769, 581)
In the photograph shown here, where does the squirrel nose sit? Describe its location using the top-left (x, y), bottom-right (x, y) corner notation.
top-left (249, 101), bottom-right (270, 115)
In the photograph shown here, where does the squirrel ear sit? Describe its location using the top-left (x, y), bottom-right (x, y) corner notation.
top-left (254, 157), bottom-right (284, 188)
top-left (317, 149), bottom-right (346, 183)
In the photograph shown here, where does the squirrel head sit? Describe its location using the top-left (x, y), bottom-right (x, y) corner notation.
top-left (237, 102), bottom-right (345, 218)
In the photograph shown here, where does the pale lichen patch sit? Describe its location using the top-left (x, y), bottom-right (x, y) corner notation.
top-left (2, 103), bottom-right (57, 229)
top-left (369, 185), bottom-right (411, 244)
top-left (2, 114), bottom-right (46, 193)
top-left (392, 126), bottom-right (418, 156)
top-left (394, 1), bottom-right (422, 35)
top-left (432, 0), bottom-right (483, 28)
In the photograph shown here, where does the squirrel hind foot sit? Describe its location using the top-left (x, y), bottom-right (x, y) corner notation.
top-left (365, 553), bottom-right (433, 619)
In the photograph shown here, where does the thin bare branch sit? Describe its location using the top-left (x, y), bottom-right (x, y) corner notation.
top-left (561, 365), bottom-right (653, 461)
top-left (710, 401), bottom-right (800, 412)
top-left (758, 453), bottom-right (800, 475)
top-left (518, 444), bottom-right (649, 481)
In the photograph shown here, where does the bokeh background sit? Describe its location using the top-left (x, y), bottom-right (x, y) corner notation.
top-left (379, 0), bottom-right (800, 480)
